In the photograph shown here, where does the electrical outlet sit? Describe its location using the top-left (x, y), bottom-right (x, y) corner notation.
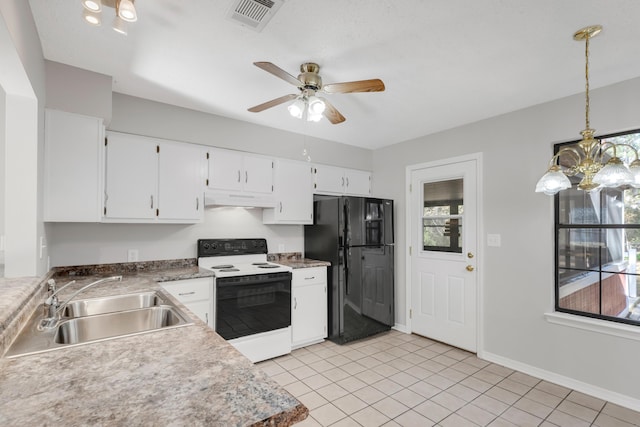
top-left (128, 249), bottom-right (139, 262)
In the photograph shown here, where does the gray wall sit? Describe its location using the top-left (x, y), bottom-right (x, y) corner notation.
top-left (47, 91), bottom-right (374, 266)
top-left (374, 76), bottom-right (640, 404)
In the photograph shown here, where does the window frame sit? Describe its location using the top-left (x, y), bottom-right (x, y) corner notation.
top-left (554, 128), bottom-right (640, 327)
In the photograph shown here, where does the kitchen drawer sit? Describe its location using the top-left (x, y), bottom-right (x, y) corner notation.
top-left (292, 267), bottom-right (326, 287)
top-left (161, 277), bottom-right (212, 303)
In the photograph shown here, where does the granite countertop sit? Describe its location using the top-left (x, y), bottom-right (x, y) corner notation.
top-left (0, 260), bottom-right (308, 426)
top-left (267, 253), bottom-right (331, 269)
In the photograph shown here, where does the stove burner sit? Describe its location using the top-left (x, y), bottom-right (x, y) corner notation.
top-left (220, 268), bottom-right (240, 272)
top-left (258, 264), bottom-right (279, 269)
top-left (211, 264), bottom-right (234, 269)
top-left (252, 262), bottom-right (269, 266)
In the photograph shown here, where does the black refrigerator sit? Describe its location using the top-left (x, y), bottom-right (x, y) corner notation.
top-left (304, 195), bottom-right (394, 344)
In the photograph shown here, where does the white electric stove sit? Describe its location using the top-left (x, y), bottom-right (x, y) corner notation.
top-left (197, 238), bottom-right (292, 363)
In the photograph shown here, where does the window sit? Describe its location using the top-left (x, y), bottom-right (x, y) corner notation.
top-left (555, 129), bottom-right (640, 325)
top-left (423, 179), bottom-right (463, 253)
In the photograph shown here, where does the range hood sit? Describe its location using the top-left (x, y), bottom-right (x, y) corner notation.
top-left (204, 191), bottom-right (276, 208)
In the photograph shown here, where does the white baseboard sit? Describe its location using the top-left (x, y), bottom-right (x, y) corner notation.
top-left (482, 351), bottom-right (640, 412)
top-left (392, 323), bottom-right (410, 334)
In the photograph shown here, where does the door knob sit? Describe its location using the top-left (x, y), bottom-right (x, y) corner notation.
top-left (466, 265), bottom-right (474, 272)
top-left (467, 252), bottom-right (474, 259)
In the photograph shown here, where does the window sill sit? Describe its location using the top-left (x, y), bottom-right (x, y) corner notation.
top-left (544, 312), bottom-right (640, 342)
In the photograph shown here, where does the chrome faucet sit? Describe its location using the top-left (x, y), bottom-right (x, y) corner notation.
top-left (39, 276), bottom-right (123, 329)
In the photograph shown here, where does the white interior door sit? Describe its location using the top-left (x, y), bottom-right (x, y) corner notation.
top-left (410, 158), bottom-right (478, 352)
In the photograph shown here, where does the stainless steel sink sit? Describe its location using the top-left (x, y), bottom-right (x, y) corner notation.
top-left (61, 291), bottom-right (162, 318)
top-left (5, 290), bottom-right (193, 358)
top-left (55, 306), bottom-right (185, 344)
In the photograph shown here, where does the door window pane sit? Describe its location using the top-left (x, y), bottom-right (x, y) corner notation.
top-left (422, 179), bottom-right (463, 253)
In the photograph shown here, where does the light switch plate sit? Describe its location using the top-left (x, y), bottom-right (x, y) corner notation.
top-left (487, 234), bottom-right (501, 247)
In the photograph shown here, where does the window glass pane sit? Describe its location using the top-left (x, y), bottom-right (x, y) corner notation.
top-left (558, 269), bottom-right (601, 315)
top-left (423, 218), bottom-right (462, 253)
top-left (557, 228), bottom-right (602, 275)
top-left (422, 178), bottom-right (463, 254)
top-left (558, 187), bottom-right (601, 224)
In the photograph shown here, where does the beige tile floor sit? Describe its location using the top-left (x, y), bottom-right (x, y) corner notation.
top-left (257, 330), bottom-right (640, 427)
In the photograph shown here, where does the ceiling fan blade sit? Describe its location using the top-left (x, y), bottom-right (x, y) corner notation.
top-left (253, 62), bottom-right (301, 87)
top-left (322, 79), bottom-right (385, 94)
top-left (248, 94), bottom-right (298, 112)
top-left (322, 99), bottom-right (346, 124)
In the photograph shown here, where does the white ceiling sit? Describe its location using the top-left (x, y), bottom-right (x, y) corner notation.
top-left (27, 0), bottom-right (640, 150)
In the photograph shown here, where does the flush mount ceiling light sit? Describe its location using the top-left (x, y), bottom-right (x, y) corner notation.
top-left (81, 0), bottom-right (137, 34)
top-left (535, 25), bottom-right (640, 195)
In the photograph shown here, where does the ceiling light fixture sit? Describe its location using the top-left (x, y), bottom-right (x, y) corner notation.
top-left (536, 25), bottom-right (640, 195)
top-left (288, 91), bottom-right (327, 123)
top-left (82, 0), bottom-right (102, 12)
top-left (81, 0), bottom-right (137, 34)
top-left (118, 0), bottom-right (138, 22)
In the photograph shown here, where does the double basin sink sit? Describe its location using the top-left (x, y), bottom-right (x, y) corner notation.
top-left (6, 290), bottom-right (193, 358)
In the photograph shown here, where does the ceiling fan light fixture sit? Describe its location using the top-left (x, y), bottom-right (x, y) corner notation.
top-left (307, 112), bottom-right (323, 122)
top-left (118, 0), bottom-right (137, 22)
top-left (82, 0), bottom-right (102, 12)
top-left (307, 96), bottom-right (326, 115)
top-left (288, 97), bottom-right (305, 119)
top-left (82, 8), bottom-right (102, 26)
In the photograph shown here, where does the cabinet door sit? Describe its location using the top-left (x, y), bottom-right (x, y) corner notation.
top-left (344, 169), bottom-right (372, 196)
top-left (263, 160), bottom-right (313, 224)
top-left (207, 149), bottom-right (243, 191)
top-left (313, 164), bottom-right (346, 194)
top-left (243, 155), bottom-right (274, 194)
top-left (104, 133), bottom-right (158, 219)
top-left (161, 277), bottom-right (214, 328)
top-left (44, 109), bottom-right (103, 222)
top-left (158, 142), bottom-right (203, 221)
top-left (185, 300), bottom-right (213, 328)
top-left (292, 268), bottom-right (328, 348)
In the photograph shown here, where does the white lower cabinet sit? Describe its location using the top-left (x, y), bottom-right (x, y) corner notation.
top-left (291, 267), bottom-right (328, 349)
top-left (161, 277), bottom-right (214, 328)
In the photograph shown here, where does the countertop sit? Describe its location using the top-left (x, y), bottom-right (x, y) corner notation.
top-left (267, 253), bottom-right (331, 269)
top-left (0, 260), bottom-right (308, 426)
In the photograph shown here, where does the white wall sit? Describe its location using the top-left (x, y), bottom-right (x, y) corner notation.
top-left (47, 91), bottom-right (374, 266)
top-left (0, 0), bottom-right (47, 277)
top-left (45, 61), bottom-right (112, 125)
top-left (373, 76), bottom-right (640, 405)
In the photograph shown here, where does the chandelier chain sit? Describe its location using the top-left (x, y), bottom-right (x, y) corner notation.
top-left (584, 33), bottom-right (590, 131)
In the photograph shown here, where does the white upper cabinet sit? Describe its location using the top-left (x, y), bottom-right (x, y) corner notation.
top-left (44, 109), bottom-right (104, 222)
top-left (313, 164), bottom-right (372, 196)
top-left (157, 141), bottom-right (203, 221)
top-left (104, 132), bottom-right (203, 223)
top-left (205, 148), bottom-right (275, 207)
top-left (263, 159), bottom-right (313, 225)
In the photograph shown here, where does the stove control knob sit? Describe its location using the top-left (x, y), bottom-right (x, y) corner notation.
top-left (203, 243), bottom-right (210, 250)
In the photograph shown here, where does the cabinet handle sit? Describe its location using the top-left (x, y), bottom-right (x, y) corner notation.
top-left (346, 177), bottom-right (349, 187)
top-left (196, 197), bottom-right (199, 211)
top-left (305, 276), bottom-right (315, 280)
top-left (245, 171), bottom-right (248, 183)
top-left (205, 312), bottom-right (209, 325)
top-left (279, 202), bottom-right (283, 213)
top-left (294, 297), bottom-right (297, 310)
top-left (237, 170), bottom-right (241, 182)
top-left (178, 291), bottom-right (195, 296)
top-left (150, 195), bottom-right (154, 209)
top-left (341, 177), bottom-right (344, 187)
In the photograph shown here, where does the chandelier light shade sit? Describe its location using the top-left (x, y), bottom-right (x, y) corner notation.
top-left (535, 25), bottom-right (640, 195)
top-left (81, 0), bottom-right (137, 33)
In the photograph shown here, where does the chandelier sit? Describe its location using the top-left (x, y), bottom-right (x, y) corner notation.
top-left (288, 90), bottom-right (327, 122)
top-left (535, 25), bottom-right (640, 195)
top-left (81, 0), bottom-right (138, 35)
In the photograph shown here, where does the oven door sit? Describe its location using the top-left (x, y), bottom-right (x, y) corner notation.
top-left (215, 271), bottom-right (292, 340)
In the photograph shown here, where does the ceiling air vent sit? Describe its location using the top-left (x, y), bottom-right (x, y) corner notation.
top-left (226, 0), bottom-right (284, 32)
